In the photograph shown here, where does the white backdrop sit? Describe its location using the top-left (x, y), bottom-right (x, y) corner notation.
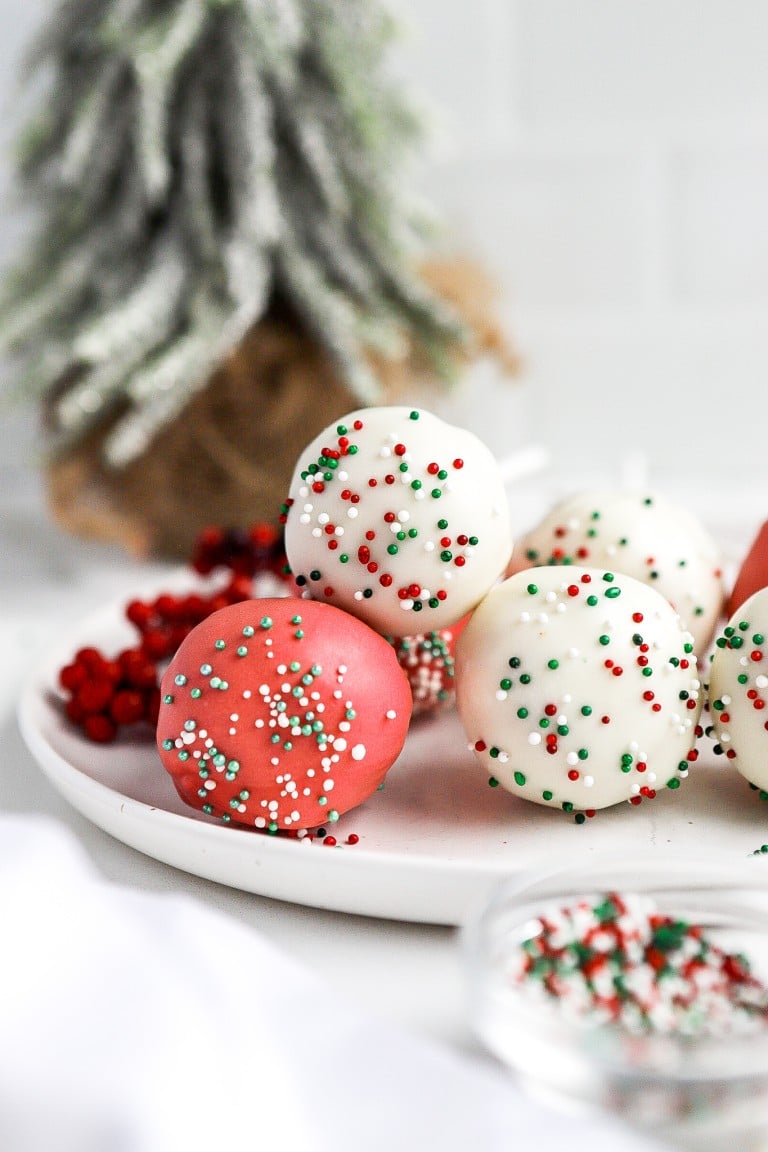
top-left (1, 2), bottom-right (766, 513)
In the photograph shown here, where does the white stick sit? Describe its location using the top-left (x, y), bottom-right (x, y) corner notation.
top-left (498, 443), bottom-right (551, 488)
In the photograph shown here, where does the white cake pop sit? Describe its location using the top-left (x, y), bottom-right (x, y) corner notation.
top-left (455, 566), bottom-right (702, 817)
top-left (708, 588), bottom-right (768, 795)
top-left (282, 406), bottom-right (512, 636)
top-left (509, 489), bottom-right (724, 654)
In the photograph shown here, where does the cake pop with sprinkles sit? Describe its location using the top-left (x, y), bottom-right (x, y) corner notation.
top-left (708, 587), bottom-right (768, 796)
top-left (156, 598), bottom-right (412, 832)
top-left (282, 406), bottom-right (512, 636)
top-left (455, 566), bottom-right (702, 817)
top-left (388, 617), bottom-right (466, 718)
top-left (508, 490), bottom-right (724, 655)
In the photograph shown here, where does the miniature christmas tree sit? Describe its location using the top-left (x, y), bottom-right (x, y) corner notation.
top-left (1, 0), bottom-right (513, 555)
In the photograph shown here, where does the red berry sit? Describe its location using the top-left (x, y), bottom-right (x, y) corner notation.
top-left (125, 600), bottom-right (154, 629)
top-left (83, 714), bottom-right (117, 743)
top-left (75, 647), bottom-right (108, 673)
top-left (59, 662), bottom-right (87, 692)
top-left (110, 690), bottom-right (146, 726)
top-left (76, 679), bottom-right (115, 714)
top-left (118, 649), bottom-right (158, 689)
top-left (145, 688), bottom-right (161, 725)
top-left (141, 627), bottom-right (175, 660)
top-left (65, 697), bottom-right (86, 724)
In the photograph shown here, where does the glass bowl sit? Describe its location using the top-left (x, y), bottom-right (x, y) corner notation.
top-left (464, 855), bottom-right (768, 1151)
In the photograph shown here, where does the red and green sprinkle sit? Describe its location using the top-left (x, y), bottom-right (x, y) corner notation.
top-left (512, 891), bottom-right (768, 1037)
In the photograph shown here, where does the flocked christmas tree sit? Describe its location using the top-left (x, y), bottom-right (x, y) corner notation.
top-left (0, 0), bottom-right (513, 555)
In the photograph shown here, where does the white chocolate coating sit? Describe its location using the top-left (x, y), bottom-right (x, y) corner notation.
top-left (708, 588), bottom-right (768, 792)
top-left (509, 490), bottom-right (724, 655)
top-left (283, 406), bottom-right (512, 636)
top-left (455, 566), bottom-right (702, 813)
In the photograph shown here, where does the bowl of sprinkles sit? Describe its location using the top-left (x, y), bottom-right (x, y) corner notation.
top-left (465, 857), bottom-right (768, 1150)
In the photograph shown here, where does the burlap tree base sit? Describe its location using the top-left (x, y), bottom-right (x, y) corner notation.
top-left (46, 260), bottom-right (518, 559)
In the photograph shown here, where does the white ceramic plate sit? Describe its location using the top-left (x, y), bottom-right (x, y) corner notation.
top-left (17, 596), bottom-right (768, 926)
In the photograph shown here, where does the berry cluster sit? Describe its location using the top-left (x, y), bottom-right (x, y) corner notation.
top-left (58, 522), bottom-right (289, 743)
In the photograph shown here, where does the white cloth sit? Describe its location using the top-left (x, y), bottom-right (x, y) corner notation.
top-left (0, 814), bottom-right (665, 1152)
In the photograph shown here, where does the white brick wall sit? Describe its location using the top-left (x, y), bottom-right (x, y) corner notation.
top-left (391, 0), bottom-right (768, 514)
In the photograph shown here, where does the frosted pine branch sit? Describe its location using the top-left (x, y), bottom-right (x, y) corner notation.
top-left (1, 0), bottom-right (466, 466)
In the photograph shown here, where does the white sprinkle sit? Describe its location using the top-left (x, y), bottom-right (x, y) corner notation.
top-left (528, 732), bottom-right (541, 746)
top-left (318, 512), bottom-right (329, 525)
top-left (299, 514), bottom-right (311, 525)
top-left (347, 508), bottom-right (358, 519)
top-left (334, 737), bottom-right (348, 752)
top-left (338, 470), bottom-right (348, 481)
top-left (386, 709), bottom-right (397, 719)
top-left (496, 690), bottom-right (508, 701)
top-left (323, 779), bottom-right (335, 791)
top-left (583, 776), bottom-right (594, 788)
top-left (243, 690), bottom-right (252, 699)
top-left (424, 541), bottom-right (435, 552)
top-left (255, 817), bottom-right (266, 828)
